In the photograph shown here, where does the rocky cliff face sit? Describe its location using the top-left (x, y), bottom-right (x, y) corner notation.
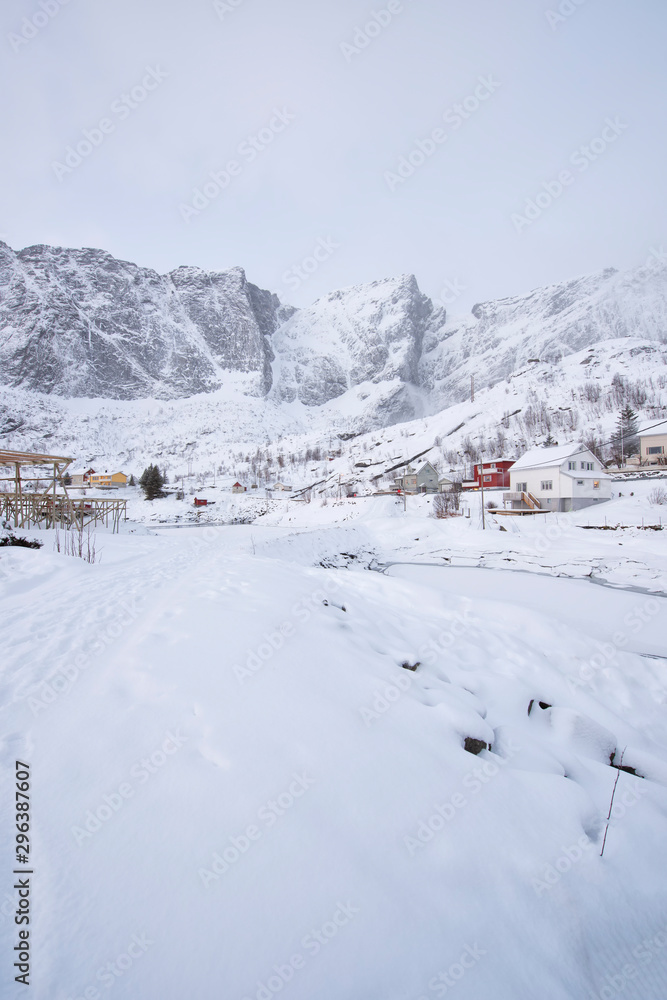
top-left (269, 273), bottom-right (431, 409)
top-left (420, 264), bottom-right (667, 404)
top-left (1, 241), bottom-right (666, 417)
top-left (0, 243), bottom-right (279, 399)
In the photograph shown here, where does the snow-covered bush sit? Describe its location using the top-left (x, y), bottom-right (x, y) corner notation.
top-left (0, 520), bottom-right (42, 549)
top-left (432, 492), bottom-right (459, 518)
top-left (648, 485), bottom-right (667, 506)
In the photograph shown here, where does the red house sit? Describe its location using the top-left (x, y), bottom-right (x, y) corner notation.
top-left (472, 460), bottom-right (514, 488)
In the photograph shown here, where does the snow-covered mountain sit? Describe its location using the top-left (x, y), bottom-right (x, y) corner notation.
top-left (2, 241), bottom-right (666, 414)
top-left (1, 241), bottom-right (667, 470)
top-left (0, 243), bottom-right (280, 399)
top-left (421, 264), bottom-right (667, 402)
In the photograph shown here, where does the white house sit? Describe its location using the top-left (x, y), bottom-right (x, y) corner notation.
top-left (272, 481), bottom-right (293, 492)
top-left (394, 462), bottom-right (439, 494)
top-left (505, 444), bottom-right (612, 512)
top-left (639, 420), bottom-right (667, 465)
top-left (68, 467), bottom-right (95, 487)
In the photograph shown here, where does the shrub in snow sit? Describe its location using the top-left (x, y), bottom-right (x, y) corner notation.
top-left (433, 492), bottom-right (460, 518)
top-left (648, 485), bottom-right (667, 506)
top-left (54, 523), bottom-right (98, 564)
top-left (0, 521), bottom-right (42, 549)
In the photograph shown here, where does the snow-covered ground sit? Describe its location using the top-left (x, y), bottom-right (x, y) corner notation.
top-left (2, 335), bottom-right (666, 488)
top-left (1, 479), bottom-right (666, 998)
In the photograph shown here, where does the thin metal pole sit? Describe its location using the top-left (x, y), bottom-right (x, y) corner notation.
top-left (479, 452), bottom-right (485, 530)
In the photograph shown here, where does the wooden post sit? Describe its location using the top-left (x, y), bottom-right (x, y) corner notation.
top-left (16, 462), bottom-right (24, 528)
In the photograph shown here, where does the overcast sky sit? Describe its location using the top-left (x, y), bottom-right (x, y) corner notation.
top-left (1, 0), bottom-right (666, 312)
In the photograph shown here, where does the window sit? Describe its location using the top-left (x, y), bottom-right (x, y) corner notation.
top-left (541, 480), bottom-right (553, 491)
top-left (577, 480), bottom-right (584, 486)
top-left (516, 482), bottom-right (527, 492)
top-left (483, 475), bottom-right (492, 482)
top-left (568, 461), bottom-right (576, 470)
top-left (648, 446), bottom-right (664, 455)
top-left (593, 480), bottom-right (600, 490)
top-left (580, 461), bottom-right (594, 470)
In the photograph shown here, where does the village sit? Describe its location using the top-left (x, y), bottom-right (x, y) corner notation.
top-left (3, 417), bottom-right (665, 535)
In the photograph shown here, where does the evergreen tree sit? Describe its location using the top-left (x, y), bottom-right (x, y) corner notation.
top-left (140, 464), bottom-right (165, 500)
top-left (128, 474), bottom-right (136, 487)
top-left (611, 406), bottom-right (639, 460)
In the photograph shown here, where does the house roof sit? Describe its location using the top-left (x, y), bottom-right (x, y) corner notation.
top-left (639, 420), bottom-right (667, 438)
top-left (562, 469), bottom-right (611, 481)
top-left (474, 458), bottom-right (514, 466)
top-left (510, 443), bottom-right (592, 472)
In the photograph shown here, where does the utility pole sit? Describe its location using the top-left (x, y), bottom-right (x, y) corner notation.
top-left (479, 447), bottom-right (485, 530)
top-left (621, 422), bottom-right (624, 469)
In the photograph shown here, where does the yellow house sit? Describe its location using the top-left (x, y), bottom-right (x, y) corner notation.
top-left (640, 421), bottom-right (667, 465)
top-left (89, 471), bottom-right (128, 488)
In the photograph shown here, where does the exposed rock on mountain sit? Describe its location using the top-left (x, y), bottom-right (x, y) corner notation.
top-left (420, 265), bottom-right (667, 404)
top-left (1, 241), bottom-right (666, 423)
top-left (0, 243), bottom-right (278, 399)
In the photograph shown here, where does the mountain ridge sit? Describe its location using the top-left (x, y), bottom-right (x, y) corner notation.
top-left (1, 241), bottom-right (666, 427)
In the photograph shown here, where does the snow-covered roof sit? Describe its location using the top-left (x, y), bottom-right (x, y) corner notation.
top-left (562, 469), bottom-right (611, 481)
top-left (639, 420), bottom-right (667, 438)
top-left (475, 458), bottom-right (514, 466)
top-left (510, 443), bottom-right (591, 472)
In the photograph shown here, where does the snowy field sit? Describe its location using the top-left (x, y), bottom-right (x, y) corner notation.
top-left (1, 487), bottom-right (667, 999)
